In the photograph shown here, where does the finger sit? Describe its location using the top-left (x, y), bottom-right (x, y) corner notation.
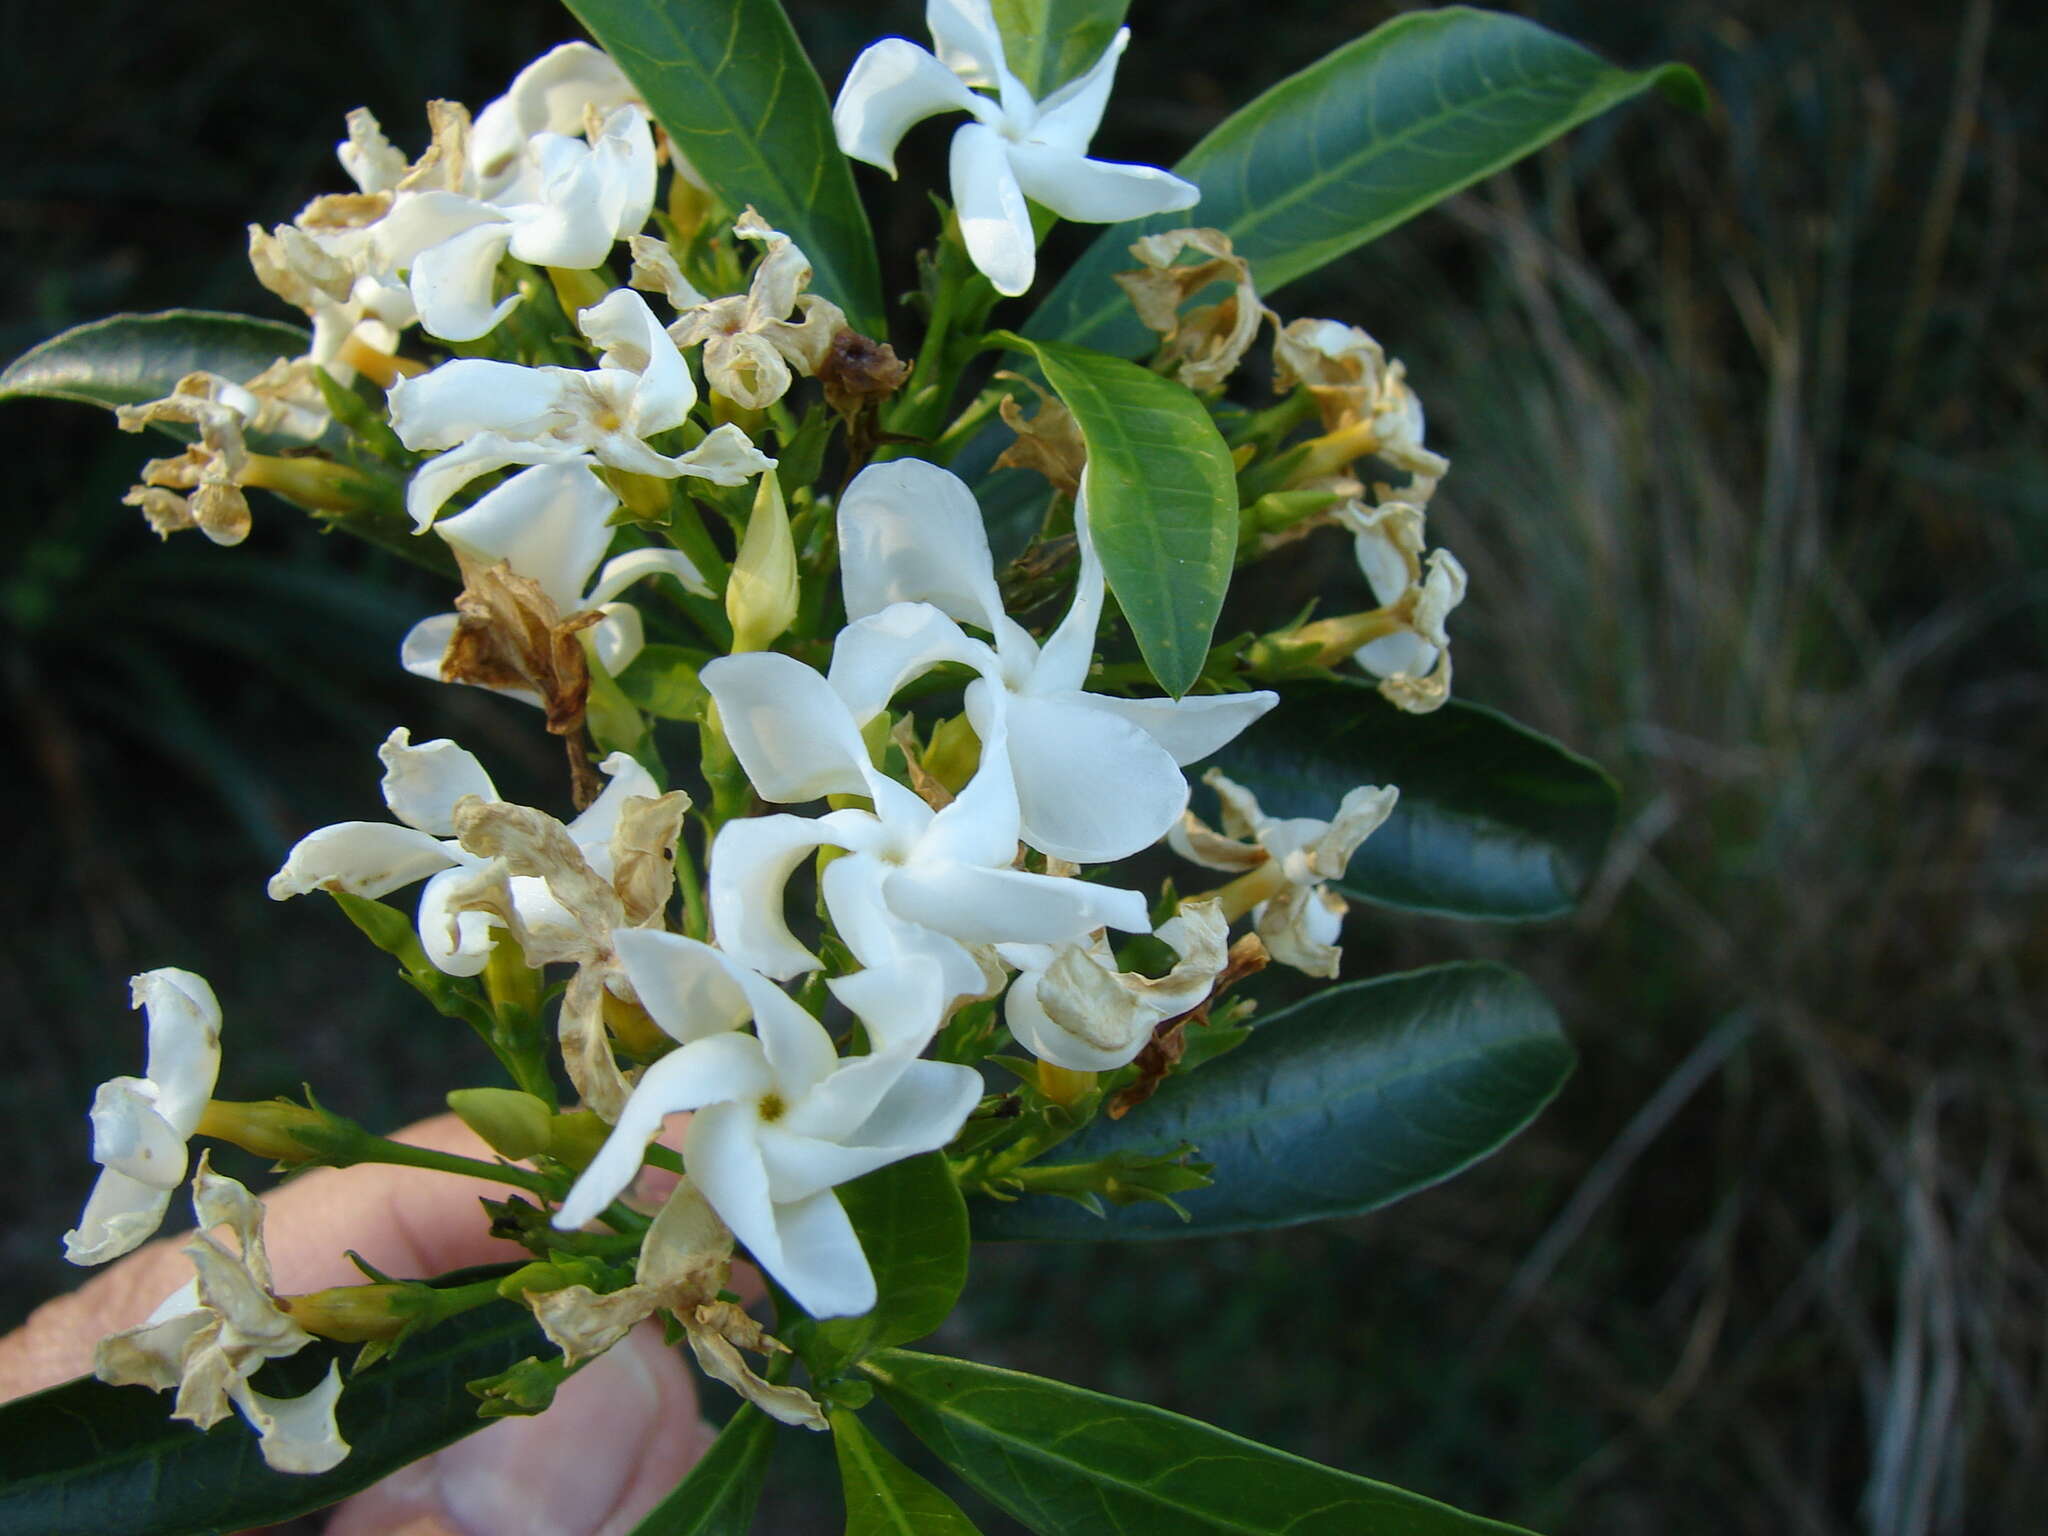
top-left (321, 1319), bottom-right (714, 1536)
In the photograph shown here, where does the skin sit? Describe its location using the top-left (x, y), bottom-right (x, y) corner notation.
top-left (0, 1114), bottom-right (720, 1536)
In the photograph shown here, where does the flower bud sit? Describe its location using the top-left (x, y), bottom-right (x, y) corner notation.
top-left (446, 1087), bottom-right (554, 1161)
top-left (725, 471), bottom-right (798, 653)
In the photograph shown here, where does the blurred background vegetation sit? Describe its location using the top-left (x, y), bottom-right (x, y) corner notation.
top-left (3, 1), bottom-right (2043, 1531)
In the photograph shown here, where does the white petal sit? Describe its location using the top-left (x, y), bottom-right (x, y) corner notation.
top-left (826, 958), bottom-right (948, 1057)
top-left (268, 822), bottom-right (459, 901)
top-left (829, 603), bottom-right (996, 725)
top-left (669, 422), bottom-right (777, 486)
top-left (231, 1365), bottom-right (350, 1475)
top-left (133, 968), bottom-right (223, 1135)
top-left (1003, 692), bottom-right (1187, 862)
top-left (387, 359), bottom-right (572, 452)
top-left (371, 189), bottom-right (504, 269)
top-left (679, 1099), bottom-right (779, 1277)
top-left (837, 460), bottom-right (1008, 632)
top-left (404, 613), bottom-right (548, 705)
top-left (833, 39), bottom-right (982, 174)
top-left (410, 219), bottom-right (518, 342)
top-left (377, 727), bottom-right (498, 836)
top-left (926, 0), bottom-right (1007, 87)
top-left (1005, 143), bottom-right (1201, 224)
top-left (733, 970), bottom-right (840, 1104)
top-left (612, 928), bottom-right (753, 1045)
top-left (564, 751), bottom-right (663, 845)
top-left (1028, 26), bottom-right (1128, 151)
top-left (760, 1186), bottom-right (871, 1319)
top-left (849, 1056), bottom-right (981, 1153)
top-left (1028, 488), bottom-right (1107, 691)
top-left (589, 106), bottom-right (658, 240)
top-left (415, 863), bottom-right (502, 976)
top-left (64, 1168), bottom-right (174, 1266)
top-left (585, 545), bottom-right (712, 606)
top-left (706, 812), bottom-right (851, 980)
top-left (755, 1125), bottom-right (906, 1204)
top-left (585, 604), bottom-right (645, 678)
top-left (435, 461), bottom-right (618, 612)
top-left (885, 863), bottom-right (1149, 945)
top-left (950, 123), bottom-right (1035, 296)
top-left (500, 136), bottom-right (617, 271)
top-left (822, 855), bottom-right (982, 1005)
top-left (87, 1080), bottom-right (187, 1189)
top-left (914, 707), bottom-right (1023, 868)
top-left (554, 1036), bottom-right (775, 1229)
top-left (1079, 689), bottom-right (1279, 767)
top-left (1356, 632), bottom-right (1440, 681)
top-left (701, 652), bottom-right (874, 803)
top-left (491, 42), bottom-right (637, 147)
top-left (579, 289), bottom-right (698, 433)
top-left (406, 432), bottom-right (581, 532)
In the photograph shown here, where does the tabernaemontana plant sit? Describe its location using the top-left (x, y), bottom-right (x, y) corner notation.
top-left (0, 3), bottom-right (1701, 1531)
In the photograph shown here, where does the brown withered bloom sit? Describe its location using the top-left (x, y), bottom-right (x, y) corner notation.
top-left (992, 374), bottom-right (1086, 503)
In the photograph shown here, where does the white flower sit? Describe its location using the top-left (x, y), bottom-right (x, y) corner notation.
top-left (1169, 769), bottom-right (1398, 978)
top-left (94, 1158), bottom-right (348, 1475)
top-left (1000, 898), bottom-right (1229, 1072)
top-left (554, 936), bottom-right (980, 1319)
top-left (398, 460), bottom-right (715, 694)
top-left (704, 649), bottom-right (1151, 1008)
top-left (1335, 500), bottom-right (1466, 713)
top-left (832, 0), bottom-right (1198, 295)
top-left (64, 970), bottom-right (223, 1266)
top-left (389, 287), bottom-right (773, 531)
top-left (407, 104), bottom-right (657, 341)
top-left (829, 459), bottom-right (1277, 862)
top-left (267, 727), bottom-right (659, 976)
top-left (469, 43), bottom-right (644, 200)
top-left (662, 211), bottom-right (847, 409)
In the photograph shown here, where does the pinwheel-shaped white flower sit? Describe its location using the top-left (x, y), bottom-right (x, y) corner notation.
top-left (64, 970), bottom-right (223, 1266)
top-left (1000, 898), bottom-right (1229, 1072)
top-left (705, 649), bottom-right (1151, 1007)
top-left (829, 459), bottom-right (1276, 863)
top-left (268, 727), bottom-right (658, 976)
top-left (405, 102), bottom-right (656, 341)
top-left (555, 935), bottom-right (980, 1318)
top-left (1336, 500), bottom-right (1467, 713)
top-left (398, 460), bottom-right (713, 694)
top-left (1170, 769), bottom-right (1399, 979)
top-left (95, 1159), bottom-right (348, 1475)
top-left (832, 0), bottom-right (1198, 295)
top-left (391, 288), bottom-right (772, 531)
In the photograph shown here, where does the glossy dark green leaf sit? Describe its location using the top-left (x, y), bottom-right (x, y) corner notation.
top-left (973, 962), bottom-right (1573, 1241)
top-left (1, 310), bottom-right (313, 444)
top-left (993, 334), bottom-right (1236, 697)
top-left (628, 1403), bottom-right (776, 1536)
top-left (804, 1153), bottom-right (969, 1375)
top-left (1214, 680), bottom-right (1619, 921)
top-left (989, 0), bottom-right (1130, 98)
top-left (1028, 7), bottom-right (1706, 356)
top-left (832, 1408), bottom-right (981, 1533)
top-left (563, 0), bottom-right (883, 334)
top-left (867, 1348), bottom-right (1539, 1534)
top-left (0, 1291), bottom-right (544, 1536)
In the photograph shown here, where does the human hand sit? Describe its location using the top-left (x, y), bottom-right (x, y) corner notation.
top-left (0, 1113), bottom-right (714, 1536)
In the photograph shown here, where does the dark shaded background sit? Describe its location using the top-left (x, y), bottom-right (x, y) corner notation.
top-left (4, 2), bottom-right (2044, 1531)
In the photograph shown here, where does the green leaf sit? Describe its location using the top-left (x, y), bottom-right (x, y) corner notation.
top-left (832, 1408), bottom-right (981, 1533)
top-left (992, 335), bottom-right (1236, 697)
top-left (0, 1291), bottom-right (544, 1536)
top-left (563, 0), bottom-right (884, 335)
top-left (802, 1153), bottom-right (969, 1376)
top-left (990, 0), bottom-right (1130, 98)
top-left (628, 1404), bottom-right (776, 1536)
top-left (972, 962), bottom-right (1574, 1241)
top-left (866, 1348), bottom-right (1539, 1534)
top-left (1028, 7), bottom-right (1706, 356)
top-left (616, 642), bottom-right (714, 721)
top-left (1, 309), bottom-right (313, 443)
top-left (1214, 680), bottom-right (1619, 921)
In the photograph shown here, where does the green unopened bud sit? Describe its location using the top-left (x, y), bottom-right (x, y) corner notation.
top-left (280, 1282), bottom-right (415, 1342)
top-left (195, 1098), bottom-right (328, 1163)
top-left (547, 265), bottom-right (612, 319)
top-left (1247, 607), bottom-right (1406, 678)
top-left (600, 467), bottom-right (675, 520)
top-left (602, 991), bottom-right (670, 1060)
top-left (240, 454), bottom-right (390, 515)
top-left (924, 713), bottom-right (982, 792)
top-left (545, 1109), bottom-right (613, 1173)
top-left (447, 1088), bottom-right (554, 1161)
top-left (726, 471), bottom-right (798, 653)
top-left (1036, 1061), bottom-right (1096, 1109)
top-left (667, 162), bottom-right (713, 240)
